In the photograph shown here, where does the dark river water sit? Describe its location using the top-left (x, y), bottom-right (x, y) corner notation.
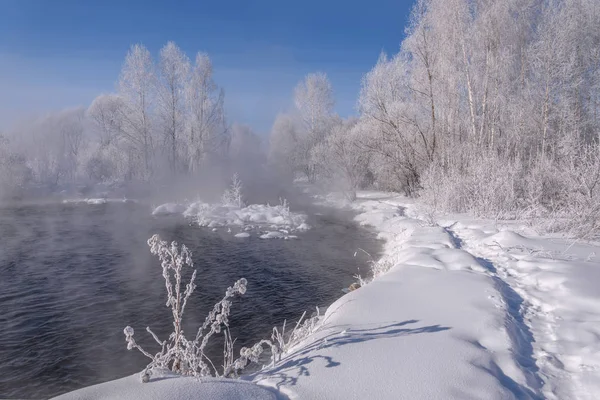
top-left (0, 200), bottom-right (381, 399)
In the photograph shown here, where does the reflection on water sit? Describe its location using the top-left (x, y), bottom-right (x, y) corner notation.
top-left (0, 201), bottom-right (380, 399)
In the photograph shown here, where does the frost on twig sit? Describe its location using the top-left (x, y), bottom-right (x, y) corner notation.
top-left (124, 234), bottom-right (248, 381)
top-left (222, 307), bottom-right (323, 377)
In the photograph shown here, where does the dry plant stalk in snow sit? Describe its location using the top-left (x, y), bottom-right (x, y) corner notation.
top-left (124, 234), bottom-right (249, 381)
top-left (124, 234), bottom-right (323, 382)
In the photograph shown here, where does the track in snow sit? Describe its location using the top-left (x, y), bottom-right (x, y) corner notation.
top-left (444, 225), bottom-right (545, 400)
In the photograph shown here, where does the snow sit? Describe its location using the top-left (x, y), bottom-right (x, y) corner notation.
top-left (234, 232), bottom-right (251, 238)
top-left (152, 203), bottom-right (187, 216)
top-left (50, 372), bottom-right (277, 400)
top-left (252, 190), bottom-right (542, 399)
top-left (259, 231), bottom-right (285, 239)
top-left (271, 189), bottom-right (599, 400)
top-left (151, 200), bottom-right (310, 235)
top-left (62, 198), bottom-right (137, 205)
top-left (444, 219), bottom-right (600, 400)
top-left (86, 198), bottom-right (107, 205)
top-left (185, 202), bottom-right (308, 231)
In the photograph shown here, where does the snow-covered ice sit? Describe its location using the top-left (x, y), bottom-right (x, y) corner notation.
top-left (184, 202), bottom-right (309, 231)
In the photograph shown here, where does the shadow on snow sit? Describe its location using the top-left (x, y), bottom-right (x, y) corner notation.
top-left (253, 319), bottom-right (450, 390)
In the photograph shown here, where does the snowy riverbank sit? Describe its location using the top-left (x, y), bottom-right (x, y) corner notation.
top-left (52, 191), bottom-right (600, 400)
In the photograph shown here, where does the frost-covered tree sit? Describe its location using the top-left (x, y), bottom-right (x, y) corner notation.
top-left (293, 73), bottom-right (336, 182)
top-left (157, 42), bottom-right (190, 173)
top-left (221, 173), bottom-right (245, 208)
top-left (268, 113), bottom-right (301, 181)
top-left (358, 53), bottom-right (428, 194)
top-left (185, 52), bottom-right (227, 172)
top-left (358, 0), bottom-right (600, 237)
top-left (269, 73), bottom-right (337, 182)
top-left (312, 118), bottom-right (371, 200)
top-left (0, 135), bottom-right (32, 200)
top-left (118, 44), bottom-right (156, 179)
top-left (87, 94), bottom-right (125, 149)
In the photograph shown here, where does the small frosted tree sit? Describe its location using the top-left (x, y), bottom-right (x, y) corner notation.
top-left (221, 173), bottom-right (245, 208)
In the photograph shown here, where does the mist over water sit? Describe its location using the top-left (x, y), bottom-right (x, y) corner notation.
top-left (0, 198), bottom-right (381, 399)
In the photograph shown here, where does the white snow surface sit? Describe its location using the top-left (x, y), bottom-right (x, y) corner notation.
top-left (253, 189), bottom-right (598, 400)
top-left (50, 372), bottom-right (277, 400)
top-left (152, 203), bottom-right (187, 216)
top-left (252, 191), bottom-right (541, 400)
top-left (63, 198), bottom-right (136, 205)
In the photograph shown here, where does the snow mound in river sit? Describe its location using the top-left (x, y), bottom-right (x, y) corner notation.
top-left (182, 202), bottom-right (310, 232)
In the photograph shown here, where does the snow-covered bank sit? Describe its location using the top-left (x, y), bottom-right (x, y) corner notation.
top-left (51, 372), bottom-right (278, 400)
top-left (252, 191), bottom-right (543, 399)
top-left (252, 190), bottom-right (599, 400)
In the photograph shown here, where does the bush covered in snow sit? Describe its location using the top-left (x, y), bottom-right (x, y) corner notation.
top-left (420, 146), bottom-right (600, 239)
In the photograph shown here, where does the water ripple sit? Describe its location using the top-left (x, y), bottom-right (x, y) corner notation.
top-left (0, 202), bottom-right (380, 399)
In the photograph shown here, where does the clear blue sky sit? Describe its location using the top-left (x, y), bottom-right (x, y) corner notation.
top-left (0, 0), bottom-right (413, 133)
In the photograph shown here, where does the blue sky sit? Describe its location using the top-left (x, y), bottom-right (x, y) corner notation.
top-left (0, 0), bottom-right (413, 133)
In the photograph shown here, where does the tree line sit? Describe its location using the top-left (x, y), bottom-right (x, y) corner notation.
top-left (268, 0), bottom-right (600, 237)
top-left (1, 0), bottom-right (599, 237)
top-left (0, 42), bottom-right (264, 197)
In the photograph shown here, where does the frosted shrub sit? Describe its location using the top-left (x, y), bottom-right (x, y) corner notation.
top-left (124, 234), bottom-right (324, 382)
top-left (221, 173), bottom-right (245, 208)
top-left (270, 308), bottom-right (321, 359)
top-left (352, 248), bottom-right (395, 284)
top-left (420, 145), bottom-right (600, 239)
top-left (420, 153), bottom-right (521, 218)
top-left (124, 234), bottom-right (249, 380)
top-left (562, 146), bottom-right (600, 239)
top-left (225, 307), bottom-right (323, 377)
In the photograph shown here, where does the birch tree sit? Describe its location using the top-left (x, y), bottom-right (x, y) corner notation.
top-left (293, 72), bottom-right (336, 182)
top-left (186, 52), bottom-right (227, 172)
top-left (157, 42), bottom-right (190, 173)
top-left (118, 44), bottom-right (156, 179)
